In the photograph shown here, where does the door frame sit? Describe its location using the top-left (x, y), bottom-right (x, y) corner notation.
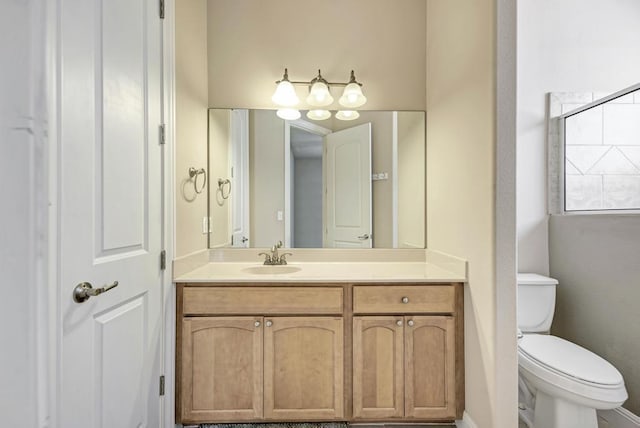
top-left (230, 109), bottom-right (250, 247)
top-left (283, 119), bottom-right (331, 248)
top-left (162, 1), bottom-right (177, 426)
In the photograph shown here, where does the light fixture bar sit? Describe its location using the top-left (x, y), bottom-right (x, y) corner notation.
top-left (275, 69), bottom-right (363, 87)
top-left (272, 68), bottom-right (367, 114)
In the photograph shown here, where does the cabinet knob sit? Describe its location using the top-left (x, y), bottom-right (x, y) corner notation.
top-left (254, 321), bottom-right (261, 327)
top-left (401, 296), bottom-right (409, 304)
top-left (396, 319), bottom-right (403, 326)
top-left (266, 320), bottom-right (273, 327)
top-left (407, 320), bottom-right (415, 327)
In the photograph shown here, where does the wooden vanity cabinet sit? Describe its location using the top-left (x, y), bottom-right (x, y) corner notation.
top-left (180, 316), bottom-right (263, 422)
top-left (404, 315), bottom-right (456, 419)
top-left (177, 284), bottom-right (345, 424)
top-left (352, 316), bottom-right (405, 419)
top-left (352, 284), bottom-right (463, 421)
top-left (176, 282), bottom-right (463, 425)
top-left (264, 316), bottom-right (344, 420)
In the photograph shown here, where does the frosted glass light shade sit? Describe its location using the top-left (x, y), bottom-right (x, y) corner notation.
top-left (272, 80), bottom-right (299, 107)
top-left (277, 108), bottom-right (301, 120)
top-left (335, 110), bottom-right (360, 121)
top-left (339, 83), bottom-right (367, 108)
top-left (306, 81), bottom-right (334, 107)
top-left (306, 109), bottom-right (331, 121)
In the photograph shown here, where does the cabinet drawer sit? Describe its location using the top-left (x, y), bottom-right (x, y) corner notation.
top-left (353, 285), bottom-right (454, 314)
top-left (183, 286), bottom-right (343, 315)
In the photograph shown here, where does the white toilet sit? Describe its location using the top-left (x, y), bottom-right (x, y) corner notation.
top-left (517, 273), bottom-right (627, 428)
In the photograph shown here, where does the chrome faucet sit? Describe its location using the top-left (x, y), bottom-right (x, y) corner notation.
top-left (258, 241), bottom-right (292, 265)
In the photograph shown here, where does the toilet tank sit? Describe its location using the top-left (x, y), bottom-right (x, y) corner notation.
top-left (517, 273), bottom-right (558, 333)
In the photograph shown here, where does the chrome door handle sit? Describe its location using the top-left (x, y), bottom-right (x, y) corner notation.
top-left (73, 281), bottom-right (119, 303)
top-left (357, 233), bottom-right (370, 240)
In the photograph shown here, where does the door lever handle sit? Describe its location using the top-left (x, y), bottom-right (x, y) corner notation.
top-left (357, 233), bottom-right (370, 240)
top-left (73, 281), bottom-right (119, 303)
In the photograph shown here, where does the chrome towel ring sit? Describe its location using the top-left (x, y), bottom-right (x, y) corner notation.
top-left (218, 178), bottom-right (231, 199)
top-left (188, 167), bottom-right (207, 194)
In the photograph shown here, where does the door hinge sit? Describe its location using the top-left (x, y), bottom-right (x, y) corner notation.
top-left (159, 375), bottom-right (165, 396)
top-left (160, 250), bottom-right (166, 271)
top-left (159, 0), bottom-right (165, 19)
top-left (159, 124), bottom-right (166, 145)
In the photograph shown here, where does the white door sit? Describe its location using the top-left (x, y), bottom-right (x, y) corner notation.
top-left (231, 109), bottom-right (250, 247)
top-left (324, 123), bottom-right (372, 248)
top-left (58, 0), bottom-right (164, 427)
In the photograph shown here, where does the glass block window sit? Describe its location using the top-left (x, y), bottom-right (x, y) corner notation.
top-left (563, 88), bottom-right (640, 211)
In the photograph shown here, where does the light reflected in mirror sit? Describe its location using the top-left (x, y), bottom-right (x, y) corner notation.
top-left (208, 109), bottom-right (425, 249)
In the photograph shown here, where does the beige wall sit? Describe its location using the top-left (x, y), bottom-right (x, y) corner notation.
top-left (208, 109), bottom-right (231, 247)
top-left (249, 110), bottom-right (285, 247)
top-left (206, 0), bottom-right (426, 110)
top-left (398, 111), bottom-right (425, 248)
top-left (426, 0), bottom-right (509, 426)
top-left (175, 0), bottom-right (209, 257)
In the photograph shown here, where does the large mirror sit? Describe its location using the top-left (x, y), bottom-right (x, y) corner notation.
top-left (207, 109), bottom-right (425, 249)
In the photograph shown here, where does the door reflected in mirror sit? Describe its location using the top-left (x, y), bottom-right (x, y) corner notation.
top-left (208, 109), bottom-right (425, 249)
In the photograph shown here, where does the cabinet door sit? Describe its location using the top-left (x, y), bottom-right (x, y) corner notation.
top-left (353, 316), bottom-right (404, 419)
top-left (404, 316), bottom-right (456, 419)
top-left (181, 317), bottom-right (263, 423)
top-left (264, 317), bottom-right (344, 420)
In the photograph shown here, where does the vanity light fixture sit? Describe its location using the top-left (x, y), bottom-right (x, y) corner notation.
top-left (272, 68), bottom-right (367, 121)
top-left (306, 109), bottom-right (331, 121)
top-left (276, 108), bottom-right (301, 121)
top-left (335, 110), bottom-right (360, 121)
top-left (271, 68), bottom-right (300, 107)
top-left (306, 70), bottom-right (334, 107)
top-left (338, 71), bottom-right (367, 108)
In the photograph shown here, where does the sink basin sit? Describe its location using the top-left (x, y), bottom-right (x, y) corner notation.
top-left (241, 265), bottom-right (302, 275)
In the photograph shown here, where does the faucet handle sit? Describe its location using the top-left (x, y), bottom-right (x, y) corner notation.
top-left (258, 252), bottom-right (272, 265)
top-left (279, 252), bottom-right (293, 265)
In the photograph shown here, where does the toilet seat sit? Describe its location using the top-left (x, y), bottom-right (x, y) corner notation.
top-left (518, 334), bottom-right (627, 408)
top-left (519, 334), bottom-right (622, 385)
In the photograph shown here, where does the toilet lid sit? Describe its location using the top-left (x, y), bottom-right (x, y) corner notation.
top-left (518, 335), bottom-right (623, 386)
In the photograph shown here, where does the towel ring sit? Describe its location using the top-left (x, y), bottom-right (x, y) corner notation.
top-left (188, 167), bottom-right (207, 194)
top-left (218, 178), bottom-right (231, 199)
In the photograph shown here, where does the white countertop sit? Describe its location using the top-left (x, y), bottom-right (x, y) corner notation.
top-left (174, 261), bottom-right (465, 283)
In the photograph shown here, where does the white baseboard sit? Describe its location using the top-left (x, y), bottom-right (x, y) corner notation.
top-left (456, 411), bottom-right (479, 428)
top-left (598, 407), bottom-right (640, 428)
